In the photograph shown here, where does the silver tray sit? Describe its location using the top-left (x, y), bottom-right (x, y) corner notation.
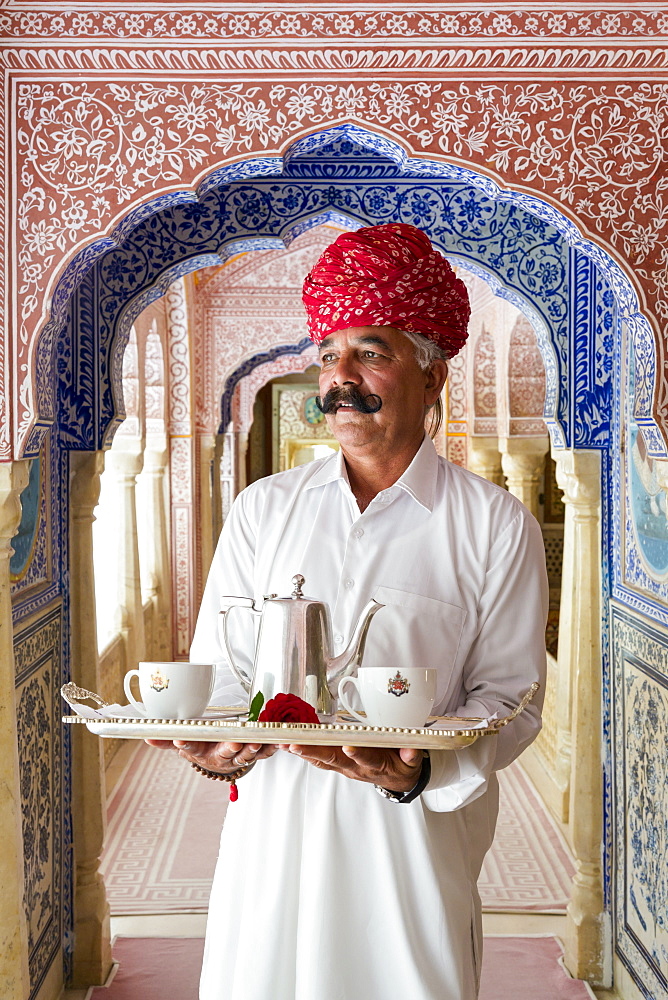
top-left (61, 681), bottom-right (538, 751)
top-left (62, 713), bottom-right (497, 750)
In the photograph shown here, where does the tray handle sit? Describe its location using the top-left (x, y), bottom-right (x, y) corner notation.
top-left (492, 682), bottom-right (540, 729)
top-left (61, 681), bottom-right (109, 710)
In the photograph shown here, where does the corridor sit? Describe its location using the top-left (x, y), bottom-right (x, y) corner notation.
top-left (4, 20), bottom-right (668, 995)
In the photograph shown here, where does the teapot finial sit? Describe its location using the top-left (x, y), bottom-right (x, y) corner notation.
top-left (291, 574), bottom-right (305, 599)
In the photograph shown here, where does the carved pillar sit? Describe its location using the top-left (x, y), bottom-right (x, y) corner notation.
top-left (235, 431), bottom-right (249, 496)
top-left (467, 436), bottom-right (504, 486)
top-left (552, 450), bottom-right (576, 819)
top-left (105, 441), bottom-right (145, 669)
top-left (212, 433), bottom-right (225, 541)
top-left (198, 433), bottom-right (216, 587)
top-left (166, 278), bottom-right (196, 657)
top-left (499, 436), bottom-right (550, 517)
top-left (554, 449), bottom-right (605, 984)
top-left (0, 461), bottom-right (30, 999)
top-left (220, 431), bottom-right (236, 525)
top-left (69, 452), bottom-right (113, 986)
top-left (143, 437), bottom-right (171, 659)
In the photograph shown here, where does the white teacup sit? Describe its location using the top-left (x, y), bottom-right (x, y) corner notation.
top-left (123, 662), bottom-right (215, 720)
top-left (338, 667), bottom-right (437, 729)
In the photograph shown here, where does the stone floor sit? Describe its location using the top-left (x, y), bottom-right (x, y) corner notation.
top-left (61, 911), bottom-right (620, 1000)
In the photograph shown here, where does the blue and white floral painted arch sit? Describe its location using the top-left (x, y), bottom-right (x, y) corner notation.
top-left (46, 123), bottom-right (659, 460)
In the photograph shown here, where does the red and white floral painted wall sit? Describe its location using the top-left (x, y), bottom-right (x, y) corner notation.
top-left (3, 3), bottom-right (668, 460)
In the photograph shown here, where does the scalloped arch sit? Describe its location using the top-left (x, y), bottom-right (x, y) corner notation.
top-left (32, 123), bottom-right (661, 459)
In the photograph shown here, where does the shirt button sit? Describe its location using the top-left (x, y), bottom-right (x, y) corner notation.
top-left (353, 528), bottom-right (364, 539)
top-left (334, 634), bottom-right (344, 645)
top-left (344, 578), bottom-right (355, 590)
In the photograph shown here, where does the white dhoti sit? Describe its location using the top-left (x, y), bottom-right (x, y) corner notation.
top-left (200, 753), bottom-right (499, 1000)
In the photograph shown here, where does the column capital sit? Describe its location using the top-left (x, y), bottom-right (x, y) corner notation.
top-left (499, 435), bottom-right (550, 461)
top-left (105, 443), bottom-right (144, 479)
top-left (553, 449), bottom-right (601, 508)
top-left (467, 436), bottom-right (504, 487)
top-left (499, 435), bottom-right (549, 516)
top-left (70, 451), bottom-right (105, 514)
top-left (145, 431), bottom-right (168, 470)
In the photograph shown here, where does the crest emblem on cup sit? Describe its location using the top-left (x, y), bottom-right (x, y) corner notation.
top-left (388, 671), bottom-right (410, 697)
top-left (150, 668), bottom-right (169, 693)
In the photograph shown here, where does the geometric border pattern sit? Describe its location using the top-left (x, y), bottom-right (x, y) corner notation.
top-left (13, 603), bottom-right (65, 999)
top-left (611, 603), bottom-right (668, 1000)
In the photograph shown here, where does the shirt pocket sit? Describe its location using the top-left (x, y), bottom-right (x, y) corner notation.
top-left (365, 586), bottom-right (467, 702)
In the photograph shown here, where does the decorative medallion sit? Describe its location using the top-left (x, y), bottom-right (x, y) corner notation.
top-left (150, 668), bottom-right (169, 693)
top-left (388, 671), bottom-right (410, 697)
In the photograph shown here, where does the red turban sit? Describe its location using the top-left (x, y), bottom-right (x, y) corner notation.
top-left (302, 223), bottom-right (470, 359)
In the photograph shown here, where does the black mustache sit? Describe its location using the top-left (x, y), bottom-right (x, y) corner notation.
top-left (315, 387), bottom-right (383, 414)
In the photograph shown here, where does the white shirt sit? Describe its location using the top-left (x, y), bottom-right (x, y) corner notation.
top-left (192, 436), bottom-right (548, 1000)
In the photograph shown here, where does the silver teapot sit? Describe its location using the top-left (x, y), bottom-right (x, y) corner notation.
top-left (219, 574), bottom-right (384, 715)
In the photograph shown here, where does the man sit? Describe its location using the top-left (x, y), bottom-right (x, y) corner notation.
top-left (149, 223), bottom-right (548, 1000)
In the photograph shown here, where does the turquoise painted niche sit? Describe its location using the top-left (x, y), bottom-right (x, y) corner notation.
top-left (628, 338), bottom-right (668, 580)
top-left (628, 424), bottom-right (668, 578)
top-left (10, 457), bottom-right (41, 579)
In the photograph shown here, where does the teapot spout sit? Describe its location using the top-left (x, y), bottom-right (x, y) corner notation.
top-left (326, 598), bottom-right (384, 695)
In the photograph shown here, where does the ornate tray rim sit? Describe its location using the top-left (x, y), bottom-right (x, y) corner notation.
top-left (61, 681), bottom-right (538, 751)
top-left (62, 714), bottom-right (499, 751)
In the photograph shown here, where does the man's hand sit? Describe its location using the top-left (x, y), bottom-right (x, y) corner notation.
top-left (281, 743), bottom-right (425, 793)
top-left (145, 738), bottom-right (276, 774)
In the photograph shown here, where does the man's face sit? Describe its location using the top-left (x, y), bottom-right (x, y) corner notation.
top-left (317, 326), bottom-right (446, 458)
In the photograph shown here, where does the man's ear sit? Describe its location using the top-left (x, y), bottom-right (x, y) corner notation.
top-left (425, 359), bottom-right (448, 404)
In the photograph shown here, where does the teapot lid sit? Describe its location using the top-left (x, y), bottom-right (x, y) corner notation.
top-left (264, 573), bottom-right (321, 605)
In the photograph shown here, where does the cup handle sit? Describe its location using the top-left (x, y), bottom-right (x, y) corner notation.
top-left (337, 676), bottom-right (366, 723)
top-left (123, 669), bottom-right (145, 715)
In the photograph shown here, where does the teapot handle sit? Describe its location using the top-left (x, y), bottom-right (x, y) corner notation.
top-left (219, 598), bottom-right (258, 695)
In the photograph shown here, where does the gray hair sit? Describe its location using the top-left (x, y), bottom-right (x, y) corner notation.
top-left (398, 329), bottom-right (448, 370)
top-left (397, 330), bottom-right (447, 439)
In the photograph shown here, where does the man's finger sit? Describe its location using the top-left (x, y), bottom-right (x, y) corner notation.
top-left (341, 745), bottom-right (418, 773)
top-left (340, 745), bottom-right (388, 769)
top-left (289, 744), bottom-right (344, 768)
top-left (398, 747), bottom-right (425, 767)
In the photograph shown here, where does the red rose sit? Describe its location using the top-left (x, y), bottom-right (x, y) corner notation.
top-left (258, 693), bottom-right (320, 725)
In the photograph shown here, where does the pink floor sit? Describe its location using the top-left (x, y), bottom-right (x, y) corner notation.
top-left (89, 936), bottom-right (594, 999)
top-left (101, 744), bottom-right (574, 915)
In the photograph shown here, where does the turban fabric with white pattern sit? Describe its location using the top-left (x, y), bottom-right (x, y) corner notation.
top-left (302, 223), bottom-right (470, 359)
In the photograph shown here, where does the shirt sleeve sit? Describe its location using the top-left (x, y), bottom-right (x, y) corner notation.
top-left (422, 507), bottom-right (549, 813)
top-left (189, 490), bottom-right (258, 706)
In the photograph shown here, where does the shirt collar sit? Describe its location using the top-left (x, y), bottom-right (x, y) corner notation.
top-left (304, 447), bottom-right (349, 491)
top-left (304, 435), bottom-right (439, 513)
top-left (393, 435), bottom-right (438, 512)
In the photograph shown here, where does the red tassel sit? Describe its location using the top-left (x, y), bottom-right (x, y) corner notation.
top-left (229, 780), bottom-right (238, 802)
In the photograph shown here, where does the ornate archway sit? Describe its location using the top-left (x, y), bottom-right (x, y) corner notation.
top-left (8, 121), bottom-right (668, 998)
